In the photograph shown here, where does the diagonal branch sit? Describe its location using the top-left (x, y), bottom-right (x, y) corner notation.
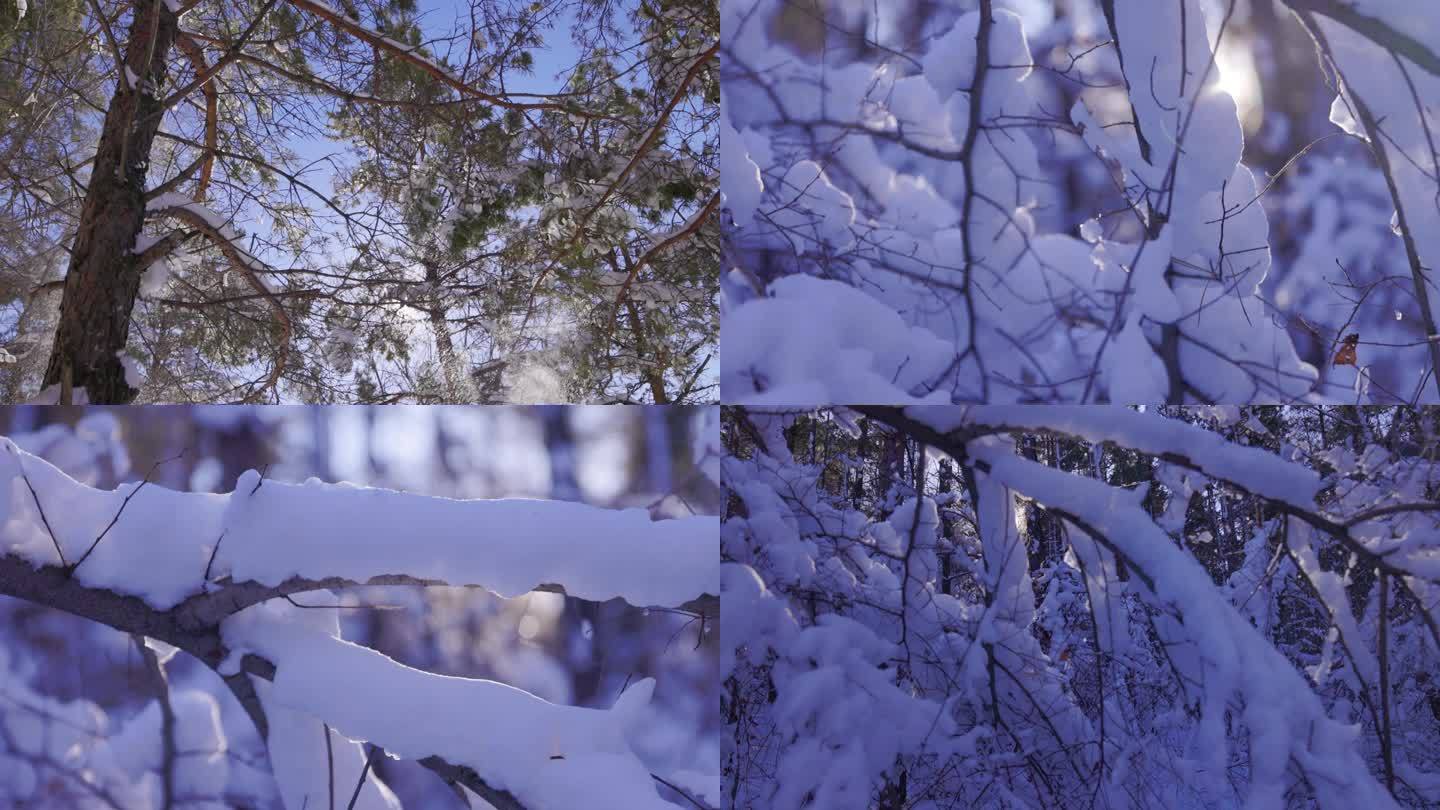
top-left (173, 34), bottom-right (219, 202)
top-left (1291, 10), bottom-right (1440, 400)
top-left (1284, 0), bottom-right (1440, 76)
top-left (283, 0), bottom-right (580, 114)
top-left (600, 190), bottom-right (719, 359)
top-left (147, 202), bottom-right (293, 401)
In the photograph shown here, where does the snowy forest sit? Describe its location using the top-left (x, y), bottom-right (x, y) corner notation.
top-left (0, 405), bottom-right (721, 809)
top-left (720, 0), bottom-right (1440, 405)
top-left (0, 0), bottom-right (717, 404)
top-left (723, 405), bottom-right (1440, 809)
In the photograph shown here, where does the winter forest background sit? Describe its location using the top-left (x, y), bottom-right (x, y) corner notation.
top-left (0, 405), bottom-right (720, 808)
top-left (722, 405), bottom-right (1440, 809)
top-left (720, 0), bottom-right (1440, 405)
top-left (0, 0), bottom-right (717, 405)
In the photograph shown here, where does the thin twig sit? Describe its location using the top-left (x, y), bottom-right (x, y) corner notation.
top-left (346, 745), bottom-right (375, 810)
top-left (73, 448), bottom-right (189, 572)
top-left (650, 772), bottom-right (714, 810)
top-left (12, 451), bottom-right (66, 567)
top-left (203, 531), bottom-right (225, 585)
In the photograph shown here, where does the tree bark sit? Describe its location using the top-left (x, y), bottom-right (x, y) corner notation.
top-left (42, 0), bottom-right (180, 404)
top-left (423, 260), bottom-right (467, 401)
top-left (625, 298), bottom-right (670, 404)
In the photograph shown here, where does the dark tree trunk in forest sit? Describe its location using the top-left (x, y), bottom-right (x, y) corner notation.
top-left (852, 420), bottom-right (869, 507)
top-left (541, 406), bottom-right (580, 501)
top-left (42, 0), bottom-right (180, 404)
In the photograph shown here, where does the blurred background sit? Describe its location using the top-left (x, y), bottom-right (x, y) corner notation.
top-left (0, 405), bottom-right (719, 808)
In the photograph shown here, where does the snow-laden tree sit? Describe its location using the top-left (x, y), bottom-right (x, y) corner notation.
top-left (0, 407), bottom-right (720, 809)
top-left (0, 0), bottom-right (716, 405)
top-left (723, 405), bottom-right (1440, 808)
top-left (720, 0), bottom-right (1440, 404)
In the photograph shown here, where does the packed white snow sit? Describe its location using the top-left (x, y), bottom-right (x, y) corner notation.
top-left (0, 440), bottom-right (717, 610)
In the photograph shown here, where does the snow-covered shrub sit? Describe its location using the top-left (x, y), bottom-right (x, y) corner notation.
top-left (720, 0), bottom-right (1440, 404)
top-left (723, 405), bottom-right (1440, 808)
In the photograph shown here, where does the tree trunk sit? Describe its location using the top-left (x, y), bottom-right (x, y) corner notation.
top-left (424, 261), bottom-right (467, 401)
top-left (625, 298), bottom-right (670, 404)
top-left (42, 0), bottom-right (180, 404)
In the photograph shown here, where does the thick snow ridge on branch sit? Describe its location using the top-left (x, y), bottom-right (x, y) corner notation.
top-left (970, 441), bottom-right (1400, 810)
top-left (723, 276), bottom-right (959, 405)
top-left (223, 600), bottom-right (671, 810)
top-left (0, 439), bottom-right (717, 610)
top-left (222, 469), bottom-right (717, 606)
top-left (934, 405), bottom-right (1323, 508)
top-left (721, 0), bottom-right (1319, 404)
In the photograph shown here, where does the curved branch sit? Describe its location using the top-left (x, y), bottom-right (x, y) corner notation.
top-left (600, 190), bottom-right (719, 355)
top-left (854, 404), bottom-right (1440, 654)
top-left (174, 34), bottom-right (218, 201)
top-left (283, 0), bottom-right (581, 114)
top-left (1291, 10), bottom-right (1440, 400)
top-left (848, 408), bottom-right (1398, 809)
top-left (147, 202), bottom-right (292, 400)
top-left (1285, 0), bottom-right (1440, 76)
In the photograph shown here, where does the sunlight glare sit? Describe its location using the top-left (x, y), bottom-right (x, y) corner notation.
top-left (1214, 37), bottom-right (1263, 135)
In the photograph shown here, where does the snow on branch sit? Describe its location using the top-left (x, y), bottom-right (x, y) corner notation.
top-left (930, 404), bottom-right (1322, 506)
top-left (220, 468), bottom-right (718, 607)
top-left (0, 438), bottom-right (716, 611)
top-left (894, 404), bottom-right (1440, 586)
top-left (223, 599), bottom-right (673, 810)
top-left (1287, 0), bottom-right (1440, 76)
top-left (720, 0), bottom-right (1349, 403)
top-left (1287, 0), bottom-right (1440, 399)
top-left (729, 407), bottom-right (1440, 808)
top-left (0, 436), bottom-right (717, 810)
top-left (967, 442), bottom-right (1398, 810)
